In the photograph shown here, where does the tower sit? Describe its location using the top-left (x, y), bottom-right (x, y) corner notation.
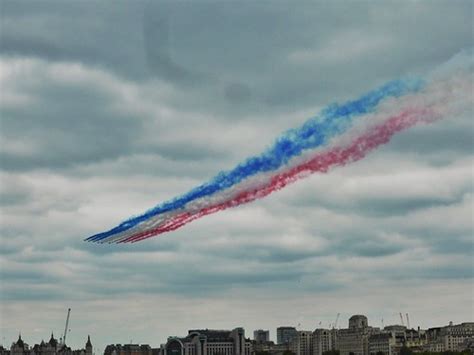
top-left (85, 336), bottom-right (93, 355)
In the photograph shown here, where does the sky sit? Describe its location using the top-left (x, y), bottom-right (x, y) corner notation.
top-left (0, 0), bottom-right (473, 352)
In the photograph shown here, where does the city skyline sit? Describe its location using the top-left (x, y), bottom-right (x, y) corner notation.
top-left (2, 313), bottom-right (472, 352)
top-left (0, 0), bottom-right (472, 353)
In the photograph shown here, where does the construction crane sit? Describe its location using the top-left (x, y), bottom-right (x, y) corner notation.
top-left (406, 313), bottom-right (411, 329)
top-left (62, 308), bottom-right (71, 346)
top-left (399, 313), bottom-right (405, 326)
top-left (333, 313), bottom-right (340, 329)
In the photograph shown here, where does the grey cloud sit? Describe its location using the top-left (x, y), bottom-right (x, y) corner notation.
top-left (389, 123), bottom-right (473, 156)
top-left (0, 1), bottom-right (148, 79)
top-left (328, 236), bottom-right (405, 258)
top-left (0, 60), bottom-right (234, 173)
top-left (2, 1), bottom-right (471, 116)
top-left (0, 287), bottom-right (66, 301)
top-left (143, 7), bottom-right (212, 87)
top-left (1, 79), bottom-right (141, 170)
top-left (0, 189), bottom-right (30, 206)
top-left (283, 180), bottom-right (470, 219)
top-left (376, 263), bottom-right (474, 282)
top-left (196, 243), bottom-right (324, 264)
top-left (0, 268), bottom-right (59, 284)
top-left (429, 236), bottom-right (473, 256)
top-left (0, 177), bottom-right (32, 206)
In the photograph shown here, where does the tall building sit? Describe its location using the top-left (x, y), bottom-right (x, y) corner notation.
top-left (312, 329), bottom-right (333, 355)
top-left (276, 327), bottom-right (297, 345)
top-left (253, 330), bottom-right (270, 344)
top-left (161, 328), bottom-right (252, 355)
top-left (289, 331), bottom-right (312, 355)
top-left (338, 315), bottom-right (379, 355)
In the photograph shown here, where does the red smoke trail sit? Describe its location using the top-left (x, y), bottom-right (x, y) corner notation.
top-left (121, 107), bottom-right (433, 243)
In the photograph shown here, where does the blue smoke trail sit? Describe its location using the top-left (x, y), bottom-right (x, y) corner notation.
top-left (87, 78), bottom-right (423, 242)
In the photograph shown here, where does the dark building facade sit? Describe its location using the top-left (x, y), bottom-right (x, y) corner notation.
top-left (161, 328), bottom-right (252, 355)
top-left (253, 331), bottom-right (270, 344)
top-left (104, 344), bottom-right (152, 355)
top-left (276, 327), bottom-right (297, 345)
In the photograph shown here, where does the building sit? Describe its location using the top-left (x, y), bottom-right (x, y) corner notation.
top-left (32, 333), bottom-right (74, 355)
top-left (104, 344), bottom-right (152, 355)
top-left (458, 338), bottom-right (474, 353)
top-left (71, 336), bottom-right (93, 355)
top-left (289, 331), bottom-right (312, 355)
top-left (0, 346), bottom-right (10, 355)
top-left (330, 329), bottom-right (338, 352)
top-left (252, 342), bottom-right (289, 355)
top-left (9, 334), bottom-right (90, 355)
top-left (424, 322), bottom-right (474, 352)
top-left (404, 328), bottom-right (427, 351)
top-left (338, 315), bottom-right (369, 355)
top-left (368, 333), bottom-right (396, 355)
top-left (253, 331), bottom-right (270, 344)
top-left (277, 328), bottom-right (297, 345)
top-left (440, 322), bottom-right (474, 351)
top-left (312, 329), bottom-right (333, 355)
top-left (10, 335), bottom-right (29, 355)
top-left (337, 315), bottom-right (380, 355)
top-left (161, 328), bottom-right (252, 355)
top-left (368, 331), bottom-right (406, 355)
top-left (349, 316), bottom-right (368, 330)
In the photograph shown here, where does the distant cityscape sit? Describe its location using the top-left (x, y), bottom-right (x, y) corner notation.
top-left (1, 315), bottom-right (473, 355)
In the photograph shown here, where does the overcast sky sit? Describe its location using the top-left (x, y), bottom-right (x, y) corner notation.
top-left (0, 0), bottom-right (473, 352)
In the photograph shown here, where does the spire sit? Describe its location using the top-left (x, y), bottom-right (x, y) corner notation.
top-left (86, 335), bottom-right (92, 347)
top-left (49, 332), bottom-right (58, 347)
top-left (16, 333), bottom-right (24, 348)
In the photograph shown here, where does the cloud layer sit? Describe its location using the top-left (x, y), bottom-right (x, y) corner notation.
top-left (0, 0), bottom-right (472, 352)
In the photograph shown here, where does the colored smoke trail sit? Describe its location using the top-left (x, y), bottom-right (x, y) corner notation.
top-left (86, 79), bottom-right (422, 242)
top-left (86, 49), bottom-right (472, 244)
top-left (121, 107), bottom-right (433, 243)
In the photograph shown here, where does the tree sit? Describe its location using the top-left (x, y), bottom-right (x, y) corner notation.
top-left (399, 346), bottom-right (414, 355)
top-left (322, 350), bottom-right (340, 355)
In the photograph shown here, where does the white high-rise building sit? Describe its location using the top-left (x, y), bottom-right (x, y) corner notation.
top-left (290, 331), bottom-right (313, 355)
top-left (338, 315), bottom-right (379, 355)
top-left (312, 329), bottom-right (333, 355)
